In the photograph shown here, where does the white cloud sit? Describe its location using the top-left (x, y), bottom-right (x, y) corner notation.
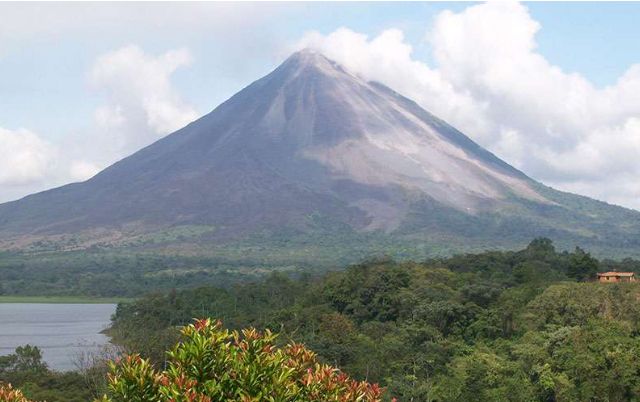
top-left (89, 45), bottom-right (198, 157)
top-left (0, 126), bottom-right (108, 202)
top-left (296, 2), bottom-right (640, 210)
top-left (0, 127), bottom-right (56, 186)
top-left (69, 160), bottom-right (101, 182)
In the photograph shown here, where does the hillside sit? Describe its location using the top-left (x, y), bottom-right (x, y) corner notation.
top-left (1, 50), bottom-right (640, 260)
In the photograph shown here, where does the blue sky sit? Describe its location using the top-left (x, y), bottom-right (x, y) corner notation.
top-left (1, 2), bottom-right (640, 209)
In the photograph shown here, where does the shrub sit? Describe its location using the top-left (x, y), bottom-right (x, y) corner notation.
top-left (0, 383), bottom-right (31, 402)
top-left (99, 318), bottom-right (385, 401)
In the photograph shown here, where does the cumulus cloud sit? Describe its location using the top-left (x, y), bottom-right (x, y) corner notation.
top-left (296, 2), bottom-right (640, 210)
top-left (89, 45), bottom-right (198, 157)
top-left (0, 126), bottom-right (108, 202)
top-left (69, 160), bottom-right (101, 182)
top-left (0, 127), bottom-right (56, 186)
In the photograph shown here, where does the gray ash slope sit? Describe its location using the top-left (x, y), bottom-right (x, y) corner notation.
top-left (1, 50), bottom-right (640, 256)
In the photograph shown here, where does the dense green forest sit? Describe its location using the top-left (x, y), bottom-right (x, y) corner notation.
top-left (2, 228), bottom-right (639, 298)
top-left (109, 239), bottom-right (640, 401)
top-left (3, 239), bottom-right (640, 401)
top-left (0, 251), bottom-right (296, 297)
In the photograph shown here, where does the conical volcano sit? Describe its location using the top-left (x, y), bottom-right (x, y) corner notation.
top-left (1, 50), bottom-right (640, 257)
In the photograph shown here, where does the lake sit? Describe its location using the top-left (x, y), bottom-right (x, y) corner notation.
top-left (0, 303), bottom-right (116, 371)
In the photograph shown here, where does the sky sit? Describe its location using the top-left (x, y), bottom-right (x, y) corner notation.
top-left (1, 1), bottom-right (640, 210)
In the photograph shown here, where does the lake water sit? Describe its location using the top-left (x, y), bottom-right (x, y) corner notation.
top-left (0, 303), bottom-right (116, 371)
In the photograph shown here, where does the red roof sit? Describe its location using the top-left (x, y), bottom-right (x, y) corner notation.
top-left (597, 272), bottom-right (635, 277)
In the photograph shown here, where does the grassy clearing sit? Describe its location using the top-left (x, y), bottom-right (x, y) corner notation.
top-left (0, 295), bottom-right (133, 304)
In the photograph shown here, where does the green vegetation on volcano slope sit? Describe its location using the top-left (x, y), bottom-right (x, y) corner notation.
top-left (3, 221), bottom-right (640, 299)
top-left (0, 250), bottom-right (305, 298)
top-left (109, 239), bottom-right (640, 401)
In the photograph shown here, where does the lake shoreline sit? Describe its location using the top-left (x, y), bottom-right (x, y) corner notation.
top-left (0, 295), bottom-right (132, 304)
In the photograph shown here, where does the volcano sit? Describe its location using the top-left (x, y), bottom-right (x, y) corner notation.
top-left (1, 49), bottom-right (639, 258)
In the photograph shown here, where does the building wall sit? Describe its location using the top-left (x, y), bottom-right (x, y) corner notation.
top-left (598, 275), bottom-right (635, 283)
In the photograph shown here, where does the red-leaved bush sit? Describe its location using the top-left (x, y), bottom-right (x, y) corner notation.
top-left (0, 383), bottom-right (31, 402)
top-left (97, 318), bottom-right (385, 402)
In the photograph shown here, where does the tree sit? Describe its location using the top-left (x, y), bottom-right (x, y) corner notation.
top-left (0, 345), bottom-right (48, 384)
top-left (99, 319), bottom-right (385, 402)
top-left (433, 349), bottom-right (536, 402)
top-left (524, 238), bottom-right (556, 260)
top-left (566, 247), bottom-right (599, 281)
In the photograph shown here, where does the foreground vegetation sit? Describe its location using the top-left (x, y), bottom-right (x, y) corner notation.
top-left (1, 321), bottom-right (384, 402)
top-left (99, 319), bottom-right (383, 401)
top-left (3, 238), bottom-right (640, 401)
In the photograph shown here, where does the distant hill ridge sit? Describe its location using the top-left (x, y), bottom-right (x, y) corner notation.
top-left (1, 49), bottom-right (640, 259)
